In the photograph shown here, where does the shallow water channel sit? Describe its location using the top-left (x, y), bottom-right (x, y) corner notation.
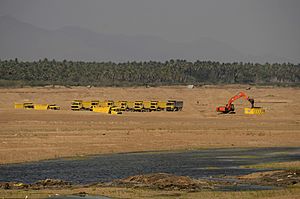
top-left (1, 147), bottom-right (300, 185)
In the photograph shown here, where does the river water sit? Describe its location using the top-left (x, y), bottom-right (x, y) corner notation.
top-left (1, 147), bottom-right (300, 185)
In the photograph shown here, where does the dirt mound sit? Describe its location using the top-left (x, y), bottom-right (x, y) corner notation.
top-left (0, 182), bottom-right (28, 189)
top-left (0, 179), bottom-right (72, 190)
top-left (33, 178), bottom-right (72, 188)
top-left (113, 173), bottom-right (213, 190)
top-left (239, 170), bottom-right (300, 187)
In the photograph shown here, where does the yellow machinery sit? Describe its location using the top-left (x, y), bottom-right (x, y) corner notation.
top-left (166, 101), bottom-right (176, 111)
top-left (90, 100), bottom-right (100, 109)
top-left (23, 102), bottom-right (34, 109)
top-left (110, 107), bottom-right (123, 115)
top-left (143, 101), bottom-right (159, 112)
top-left (150, 101), bottom-right (159, 111)
top-left (15, 102), bottom-right (59, 110)
top-left (71, 100), bottom-right (83, 111)
top-left (143, 101), bottom-right (151, 112)
top-left (34, 104), bottom-right (49, 110)
top-left (244, 107), bottom-right (265, 115)
top-left (126, 101), bottom-right (134, 111)
top-left (93, 106), bottom-right (110, 113)
top-left (99, 100), bottom-right (114, 107)
top-left (157, 100), bottom-right (183, 111)
top-left (158, 101), bottom-right (167, 111)
top-left (133, 101), bottom-right (144, 112)
top-left (166, 100), bottom-right (183, 111)
top-left (114, 101), bottom-right (127, 111)
top-left (14, 103), bottom-right (24, 109)
top-left (34, 104), bottom-right (60, 110)
top-left (48, 104), bottom-right (60, 110)
top-left (81, 100), bottom-right (99, 111)
top-left (82, 101), bottom-right (92, 110)
top-left (93, 106), bottom-right (122, 115)
top-left (15, 102), bottom-right (34, 109)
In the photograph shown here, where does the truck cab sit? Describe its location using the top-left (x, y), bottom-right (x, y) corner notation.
top-left (71, 100), bottom-right (83, 111)
top-left (134, 101), bottom-right (144, 112)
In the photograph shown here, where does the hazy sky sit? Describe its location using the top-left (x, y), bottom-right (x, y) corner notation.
top-left (0, 0), bottom-right (299, 62)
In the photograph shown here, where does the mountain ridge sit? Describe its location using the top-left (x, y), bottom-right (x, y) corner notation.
top-left (0, 15), bottom-right (295, 63)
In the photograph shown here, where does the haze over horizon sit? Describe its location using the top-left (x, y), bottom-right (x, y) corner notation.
top-left (0, 0), bottom-right (299, 63)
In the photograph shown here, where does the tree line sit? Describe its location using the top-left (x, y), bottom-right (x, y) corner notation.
top-left (0, 59), bottom-right (299, 87)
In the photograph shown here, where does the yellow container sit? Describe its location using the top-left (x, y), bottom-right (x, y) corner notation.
top-left (14, 103), bottom-right (24, 109)
top-left (93, 106), bottom-right (110, 113)
top-left (244, 107), bottom-right (265, 115)
top-left (114, 101), bottom-right (127, 111)
top-left (34, 104), bottom-right (49, 110)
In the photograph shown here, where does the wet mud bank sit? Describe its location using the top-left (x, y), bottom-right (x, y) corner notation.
top-left (1, 147), bottom-right (300, 192)
top-left (1, 170), bottom-right (300, 193)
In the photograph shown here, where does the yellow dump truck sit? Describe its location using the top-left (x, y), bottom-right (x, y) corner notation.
top-left (143, 101), bottom-right (159, 112)
top-left (14, 102), bottom-right (34, 109)
top-left (150, 101), bottom-right (159, 111)
top-left (34, 104), bottom-right (60, 110)
top-left (134, 101), bottom-right (144, 112)
top-left (82, 100), bottom-right (99, 111)
top-left (126, 101), bottom-right (135, 111)
top-left (143, 101), bottom-right (151, 112)
top-left (93, 106), bottom-right (122, 115)
top-left (90, 100), bottom-right (100, 109)
top-left (48, 104), bottom-right (60, 110)
top-left (166, 100), bottom-right (183, 111)
top-left (23, 102), bottom-right (34, 109)
top-left (114, 101), bottom-right (127, 111)
top-left (71, 100), bottom-right (83, 111)
top-left (99, 100), bottom-right (114, 107)
top-left (82, 101), bottom-right (91, 110)
top-left (34, 104), bottom-right (49, 110)
top-left (157, 100), bottom-right (183, 111)
top-left (15, 102), bottom-right (59, 110)
top-left (110, 107), bottom-right (123, 114)
top-left (158, 101), bottom-right (167, 111)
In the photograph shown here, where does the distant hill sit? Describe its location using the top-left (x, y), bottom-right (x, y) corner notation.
top-left (0, 15), bottom-right (294, 63)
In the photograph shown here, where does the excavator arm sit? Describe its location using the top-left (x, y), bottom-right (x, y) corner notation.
top-left (216, 92), bottom-right (254, 114)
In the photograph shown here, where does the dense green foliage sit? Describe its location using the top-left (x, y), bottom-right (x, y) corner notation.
top-left (0, 59), bottom-right (299, 87)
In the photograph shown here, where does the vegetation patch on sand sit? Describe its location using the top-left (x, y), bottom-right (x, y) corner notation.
top-left (1, 184), bottom-right (300, 199)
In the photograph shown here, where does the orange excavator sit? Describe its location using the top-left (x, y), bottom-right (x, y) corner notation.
top-left (216, 92), bottom-right (254, 114)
